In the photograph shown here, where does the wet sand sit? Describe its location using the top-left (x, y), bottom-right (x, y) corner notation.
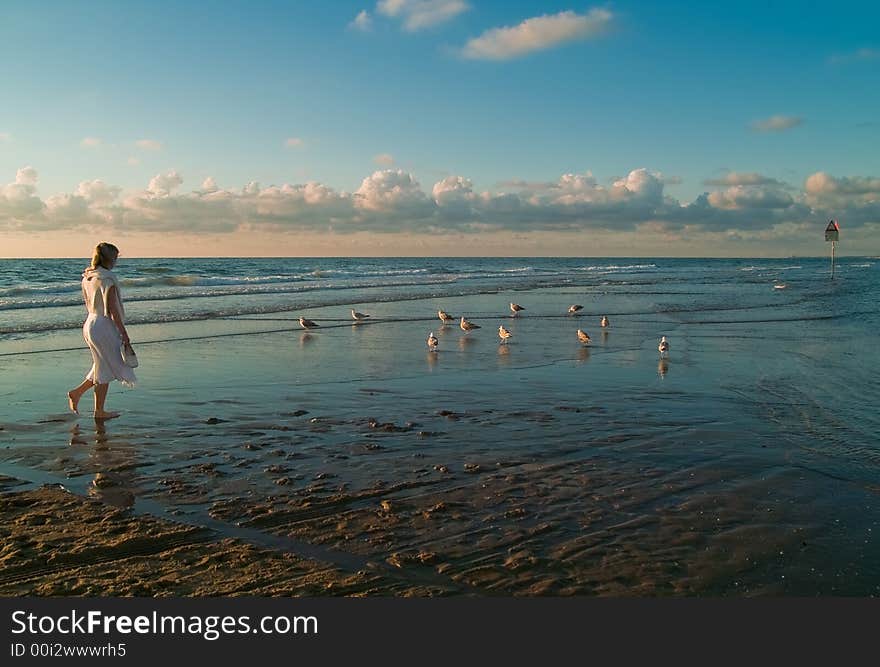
top-left (2, 284), bottom-right (879, 596)
top-left (0, 485), bottom-right (446, 596)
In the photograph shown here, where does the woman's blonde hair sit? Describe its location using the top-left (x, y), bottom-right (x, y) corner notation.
top-left (91, 242), bottom-right (119, 270)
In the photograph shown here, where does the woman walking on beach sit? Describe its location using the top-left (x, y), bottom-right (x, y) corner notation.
top-left (67, 242), bottom-right (136, 419)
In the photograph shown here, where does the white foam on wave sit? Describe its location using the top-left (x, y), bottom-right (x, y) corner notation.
top-left (575, 264), bottom-right (657, 272)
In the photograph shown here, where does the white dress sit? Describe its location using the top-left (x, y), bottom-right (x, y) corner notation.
top-left (81, 267), bottom-right (136, 387)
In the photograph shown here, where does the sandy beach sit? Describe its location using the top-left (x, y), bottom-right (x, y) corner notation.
top-left (2, 259), bottom-right (879, 596)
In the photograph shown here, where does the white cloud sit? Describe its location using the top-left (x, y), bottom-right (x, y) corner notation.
top-left (135, 139), bottom-right (163, 151)
top-left (750, 115), bottom-right (803, 132)
top-left (804, 172), bottom-right (880, 222)
top-left (15, 166), bottom-right (38, 186)
top-left (354, 169), bottom-right (431, 214)
top-left (373, 153), bottom-right (394, 166)
top-left (0, 133), bottom-right (11, 142)
top-left (76, 179), bottom-right (121, 206)
top-left (3, 166), bottom-right (878, 241)
top-left (377, 0), bottom-right (469, 32)
top-left (805, 172), bottom-right (880, 197)
top-left (707, 185), bottom-right (794, 210)
top-left (0, 166), bottom-right (44, 224)
top-left (461, 8), bottom-right (613, 61)
top-left (703, 172), bottom-right (787, 187)
top-left (148, 170), bottom-right (183, 196)
top-left (127, 156), bottom-right (140, 166)
top-left (80, 137), bottom-right (102, 148)
top-left (285, 137), bottom-right (305, 149)
top-left (349, 10), bottom-right (372, 31)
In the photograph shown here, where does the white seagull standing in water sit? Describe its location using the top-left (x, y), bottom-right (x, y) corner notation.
top-left (460, 317), bottom-right (481, 333)
top-left (577, 329), bottom-right (592, 345)
top-left (658, 336), bottom-right (670, 357)
top-left (351, 309), bottom-right (370, 321)
top-left (600, 316), bottom-right (609, 327)
top-left (510, 302), bottom-right (525, 316)
top-left (299, 317), bottom-right (319, 330)
top-left (427, 332), bottom-right (438, 350)
top-left (568, 304), bottom-right (583, 314)
top-left (498, 325), bottom-right (512, 344)
top-left (438, 309), bottom-right (455, 324)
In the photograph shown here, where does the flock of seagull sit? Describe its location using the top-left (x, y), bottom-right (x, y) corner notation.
top-left (297, 302), bottom-right (671, 358)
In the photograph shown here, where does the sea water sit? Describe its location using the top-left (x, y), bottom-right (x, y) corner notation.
top-left (1, 257), bottom-right (878, 595)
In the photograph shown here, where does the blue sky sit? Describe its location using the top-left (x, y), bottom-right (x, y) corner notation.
top-left (0, 1), bottom-right (878, 256)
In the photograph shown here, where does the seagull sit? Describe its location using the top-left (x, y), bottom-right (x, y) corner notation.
top-left (568, 304), bottom-right (583, 314)
top-left (351, 309), bottom-right (370, 321)
top-left (438, 309), bottom-right (455, 324)
top-left (427, 332), bottom-right (438, 350)
top-left (510, 302), bottom-right (525, 316)
top-left (577, 329), bottom-right (591, 345)
top-left (600, 316), bottom-right (609, 327)
top-left (658, 336), bottom-right (670, 357)
top-left (460, 316), bottom-right (481, 333)
top-left (299, 317), bottom-right (319, 330)
top-left (498, 325), bottom-right (512, 344)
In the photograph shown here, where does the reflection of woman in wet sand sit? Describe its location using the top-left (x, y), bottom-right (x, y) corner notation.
top-left (70, 421), bottom-right (137, 508)
top-left (67, 243), bottom-right (136, 420)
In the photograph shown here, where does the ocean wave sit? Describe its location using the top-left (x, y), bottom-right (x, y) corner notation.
top-left (0, 275), bottom-right (468, 313)
top-left (0, 283), bottom-right (81, 297)
top-left (575, 264), bottom-right (657, 272)
top-left (120, 274), bottom-right (306, 288)
top-left (740, 265), bottom-right (802, 271)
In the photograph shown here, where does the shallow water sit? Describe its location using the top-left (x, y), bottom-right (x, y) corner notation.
top-left (1, 257), bottom-right (878, 595)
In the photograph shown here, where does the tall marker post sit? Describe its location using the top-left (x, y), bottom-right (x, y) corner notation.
top-left (825, 219), bottom-right (839, 280)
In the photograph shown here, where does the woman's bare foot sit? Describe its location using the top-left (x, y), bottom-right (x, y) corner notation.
top-left (67, 391), bottom-right (80, 414)
top-left (94, 410), bottom-right (121, 420)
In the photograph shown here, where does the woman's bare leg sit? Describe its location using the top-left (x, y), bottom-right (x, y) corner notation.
top-left (93, 383), bottom-right (120, 420)
top-left (68, 379), bottom-right (94, 414)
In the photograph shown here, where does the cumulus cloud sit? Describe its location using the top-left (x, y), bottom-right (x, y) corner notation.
top-left (805, 172), bottom-right (880, 197)
top-left (3, 165), bottom-right (878, 241)
top-left (349, 9), bottom-right (372, 31)
top-left (750, 115), bottom-right (803, 132)
top-left (707, 185), bottom-right (794, 210)
top-left (373, 153), bottom-right (394, 166)
top-left (461, 8), bottom-right (613, 61)
top-left (135, 139), bottom-right (163, 151)
top-left (15, 167), bottom-right (38, 186)
top-left (377, 0), bottom-right (469, 32)
top-left (354, 169), bottom-right (431, 215)
top-left (432, 175), bottom-right (477, 218)
top-left (76, 180), bottom-right (122, 205)
top-left (804, 172), bottom-right (880, 224)
top-left (703, 172), bottom-right (787, 187)
top-left (80, 137), bottom-right (102, 148)
top-left (285, 137), bottom-right (305, 148)
top-left (148, 170), bottom-right (183, 196)
top-left (0, 167), bottom-right (45, 225)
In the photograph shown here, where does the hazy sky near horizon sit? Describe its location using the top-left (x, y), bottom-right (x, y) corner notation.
top-left (1, 0), bottom-right (878, 257)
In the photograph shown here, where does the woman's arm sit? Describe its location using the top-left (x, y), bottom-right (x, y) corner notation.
top-left (106, 285), bottom-right (130, 345)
